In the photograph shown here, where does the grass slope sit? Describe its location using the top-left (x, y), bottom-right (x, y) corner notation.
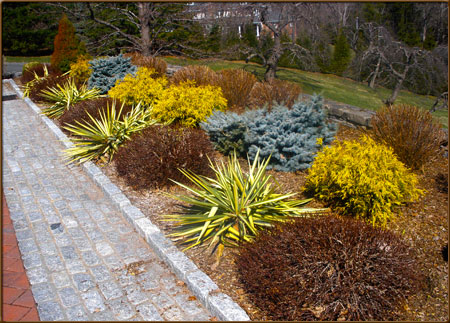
top-left (4, 56), bottom-right (51, 63)
top-left (163, 56), bottom-right (447, 127)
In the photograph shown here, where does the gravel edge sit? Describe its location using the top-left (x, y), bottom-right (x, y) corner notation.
top-left (4, 78), bottom-right (251, 322)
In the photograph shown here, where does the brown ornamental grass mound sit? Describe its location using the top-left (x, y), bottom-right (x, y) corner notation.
top-left (216, 69), bottom-right (257, 111)
top-left (249, 78), bottom-right (302, 110)
top-left (170, 65), bottom-right (218, 86)
top-left (114, 125), bottom-right (215, 190)
top-left (236, 215), bottom-right (425, 321)
top-left (369, 104), bottom-right (445, 170)
top-left (124, 52), bottom-right (167, 77)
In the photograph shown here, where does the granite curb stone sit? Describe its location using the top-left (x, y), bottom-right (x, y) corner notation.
top-left (4, 78), bottom-right (251, 321)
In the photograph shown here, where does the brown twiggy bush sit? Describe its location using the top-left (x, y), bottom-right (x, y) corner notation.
top-left (124, 52), bottom-right (167, 77)
top-left (170, 65), bottom-right (218, 87)
top-left (59, 98), bottom-right (133, 134)
top-left (114, 125), bottom-right (215, 190)
top-left (369, 104), bottom-right (445, 170)
top-left (236, 215), bottom-right (424, 321)
top-left (215, 69), bottom-right (257, 111)
top-left (249, 78), bottom-right (302, 110)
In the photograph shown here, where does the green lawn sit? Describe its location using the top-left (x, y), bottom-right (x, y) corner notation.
top-left (4, 56), bottom-right (51, 63)
top-left (163, 56), bottom-right (447, 127)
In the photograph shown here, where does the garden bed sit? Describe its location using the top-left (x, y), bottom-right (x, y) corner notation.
top-left (51, 109), bottom-right (448, 321)
top-left (15, 58), bottom-right (448, 320)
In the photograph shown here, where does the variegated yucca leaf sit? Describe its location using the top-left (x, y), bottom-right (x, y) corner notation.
top-left (40, 78), bottom-right (101, 119)
top-left (164, 150), bottom-right (329, 255)
top-left (63, 101), bottom-right (158, 164)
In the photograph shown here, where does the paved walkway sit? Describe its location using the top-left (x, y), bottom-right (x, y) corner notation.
top-left (2, 193), bottom-right (40, 321)
top-left (2, 89), bottom-right (213, 320)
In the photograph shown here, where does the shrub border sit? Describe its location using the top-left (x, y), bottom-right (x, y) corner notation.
top-left (4, 78), bottom-right (250, 321)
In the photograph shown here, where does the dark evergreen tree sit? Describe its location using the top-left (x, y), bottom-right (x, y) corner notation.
top-left (329, 29), bottom-right (352, 76)
top-left (2, 2), bottom-right (59, 56)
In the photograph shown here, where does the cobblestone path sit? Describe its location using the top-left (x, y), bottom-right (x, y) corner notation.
top-left (2, 94), bottom-right (213, 320)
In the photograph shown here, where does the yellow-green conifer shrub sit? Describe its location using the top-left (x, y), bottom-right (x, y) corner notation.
top-left (69, 56), bottom-right (92, 84)
top-left (108, 67), bottom-right (168, 107)
top-left (303, 135), bottom-right (424, 227)
top-left (152, 81), bottom-right (227, 127)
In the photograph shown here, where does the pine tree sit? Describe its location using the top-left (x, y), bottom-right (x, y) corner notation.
top-left (51, 14), bottom-right (86, 73)
top-left (329, 30), bottom-right (352, 76)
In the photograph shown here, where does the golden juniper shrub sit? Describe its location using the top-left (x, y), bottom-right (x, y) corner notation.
top-left (69, 56), bottom-right (92, 84)
top-left (303, 135), bottom-right (424, 227)
top-left (152, 81), bottom-right (227, 127)
top-left (108, 67), bottom-right (168, 107)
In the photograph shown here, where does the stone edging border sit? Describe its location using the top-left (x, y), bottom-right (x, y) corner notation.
top-left (4, 79), bottom-right (250, 322)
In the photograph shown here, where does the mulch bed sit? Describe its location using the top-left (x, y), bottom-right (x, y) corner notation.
top-left (14, 77), bottom-right (448, 320)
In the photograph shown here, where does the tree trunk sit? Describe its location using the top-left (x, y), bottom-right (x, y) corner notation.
top-left (138, 3), bottom-right (151, 56)
top-left (264, 32), bottom-right (282, 81)
top-left (385, 76), bottom-right (405, 105)
top-left (369, 56), bottom-right (381, 88)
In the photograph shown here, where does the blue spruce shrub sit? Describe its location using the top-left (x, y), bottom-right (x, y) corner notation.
top-left (88, 54), bottom-right (137, 94)
top-left (201, 111), bottom-right (248, 157)
top-left (245, 96), bottom-right (337, 171)
top-left (202, 95), bottom-right (337, 172)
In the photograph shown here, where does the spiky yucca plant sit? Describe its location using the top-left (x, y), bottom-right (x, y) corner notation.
top-left (164, 150), bottom-right (328, 254)
top-left (63, 101), bottom-right (157, 164)
top-left (40, 78), bottom-right (101, 119)
top-left (22, 65), bottom-right (50, 98)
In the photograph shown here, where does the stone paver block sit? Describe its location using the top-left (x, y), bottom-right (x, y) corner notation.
top-left (151, 291), bottom-right (175, 310)
top-left (58, 287), bottom-right (82, 307)
top-left (22, 253), bottom-right (43, 269)
top-left (81, 250), bottom-right (101, 267)
top-left (81, 290), bottom-right (106, 313)
top-left (136, 302), bottom-right (164, 321)
top-left (124, 285), bottom-right (149, 305)
top-left (51, 271), bottom-right (72, 289)
top-left (89, 265), bottom-right (112, 283)
top-left (31, 283), bottom-right (55, 303)
top-left (207, 292), bottom-right (250, 321)
top-left (17, 239), bottom-right (38, 255)
top-left (99, 280), bottom-right (123, 300)
top-left (185, 270), bottom-right (219, 305)
top-left (66, 304), bottom-right (89, 321)
top-left (107, 298), bottom-right (135, 320)
top-left (174, 294), bottom-right (205, 316)
top-left (26, 266), bottom-right (49, 285)
top-left (37, 300), bottom-right (65, 321)
top-left (95, 241), bottom-right (114, 257)
top-left (165, 249), bottom-right (199, 281)
top-left (72, 273), bottom-right (96, 292)
top-left (44, 254), bottom-right (65, 272)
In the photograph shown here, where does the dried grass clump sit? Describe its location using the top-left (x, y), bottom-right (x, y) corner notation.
top-left (236, 215), bottom-right (424, 321)
top-left (370, 104), bottom-right (445, 170)
top-left (170, 65), bottom-right (218, 87)
top-left (59, 97), bottom-right (133, 133)
top-left (249, 78), bottom-right (302, 110)
top-left (124, 52), bottom-right (167, 77)
top-left (114, 125), bottom-right (215, 190)
top-left (216, 69), bottom-right (257, 111)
